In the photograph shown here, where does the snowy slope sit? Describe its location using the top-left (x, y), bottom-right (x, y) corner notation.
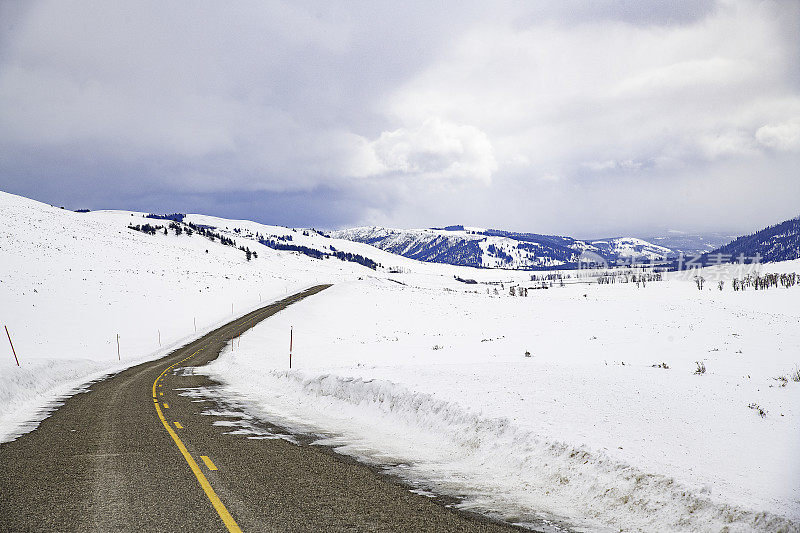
top-left (0, 191), bottom-right (462, 442)
top-left (202, 268), bottom-right (800, 532)
top-left (331, 226), bottom-right (676, 269)
top-left (0, 190), bottom-right (538, 443)
top-left (708, 215), bottom-right (800, 262)
top-left (590, 237), bottom-right (675, 261)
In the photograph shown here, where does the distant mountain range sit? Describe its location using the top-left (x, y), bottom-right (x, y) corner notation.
top-left (330, 226), bottom-right (676, 270)
top-left (331, 217), bottom-right (800, 270)
top-left (637, 231), bottom-right (736, 256)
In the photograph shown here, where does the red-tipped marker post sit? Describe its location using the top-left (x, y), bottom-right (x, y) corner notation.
top-left (5, 326), bottom-right (19, 366)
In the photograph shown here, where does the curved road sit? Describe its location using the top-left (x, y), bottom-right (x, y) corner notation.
top-left (0, 286), bottom-right (521, 532)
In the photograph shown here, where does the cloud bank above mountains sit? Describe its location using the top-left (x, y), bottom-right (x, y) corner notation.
top-left (0, 0), bottom-right (798, 236)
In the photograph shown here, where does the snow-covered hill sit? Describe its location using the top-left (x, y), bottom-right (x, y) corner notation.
top-left (589, 236), bottom-right (674, 261)
top-left (708, 215), bottom-right (800, 262)
top-left (0, 191), bottom-right (482, 443)
top-left (330, 226), bottom-right (676, 269)
top-left (2, 190), bottom-right (799, 533)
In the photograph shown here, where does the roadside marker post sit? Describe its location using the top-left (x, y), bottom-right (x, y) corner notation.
top-left (117, 334), bottom-right (120, 361)
top-left (289, 326), bottom-right (293, 369)
top-left (158, 329), bottom-right (161, 347)
top-left (5, 325), bottom-right (19, 366)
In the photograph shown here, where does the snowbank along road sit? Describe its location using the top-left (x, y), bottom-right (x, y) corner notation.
top-left (0, 286), bottom-right (519, 533)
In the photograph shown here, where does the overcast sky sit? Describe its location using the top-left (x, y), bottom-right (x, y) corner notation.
top-left (1, 1), bottom-right (798, 237)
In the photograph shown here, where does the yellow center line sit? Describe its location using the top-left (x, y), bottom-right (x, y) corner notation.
top-left (200, 456), bottom-right (218, 471)
top-left (152, 349), bottom-right (242, 533)
top-left (141, 297), bottom-right (311, 527)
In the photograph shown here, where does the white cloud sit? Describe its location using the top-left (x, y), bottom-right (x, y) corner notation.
top-left (613, 57), bottom-right (749, 97)
top-left (384, 0), bottom-right (799, 175)
top-left (756, 118), bottom-right (800, 152)
top-left (697, 130), bottom-right (757, 159)
top-left (584, 159), bottom-right (647, 172)
top-left (350, 118), bottom-right (497, 184)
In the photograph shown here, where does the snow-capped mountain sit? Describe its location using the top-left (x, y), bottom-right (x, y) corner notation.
top-left (638, 231), bottom-right (738, 257)
top-left (708, 215), bottom-right (800, 262)
top-left (589, 237), bottom-right (674, 262)
top-left (330, 226), bottom-right (676, 269)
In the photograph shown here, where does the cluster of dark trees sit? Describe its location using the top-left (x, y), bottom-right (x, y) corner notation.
top-left (146, 213), bottom-right (186, 222)
top-left (486, 243), bottom-right (513, 264)
top-left (183, 222), bottom-right (232, 245)
top-left (129, 217), bottom-right (256, 260)
top-left (258, 238), bottom-right (379, 270)
top-left (530, 272), bottom-right (569, 281)
top-left (732, 272), bottom-right (798, 291)
top-left (128, 223), bottom-right (167, 235)
top-left (596, 271), bottom-right (663, 285)
top-left (168, 221), bottom-right (187, 236)
top-left (260, 238), bottom-right (326, 259)
top-left (247, 232), bottom-right (292, 242)
top-left (331, 250), bottom-right (378, 269)
top-left (239, 246), bottom-right (257, 261)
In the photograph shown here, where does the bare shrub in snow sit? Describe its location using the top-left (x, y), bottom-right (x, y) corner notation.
top-left (524, 350), bottom-right (531, 358)
top-left (748, 403), bottom-right (767, 418)
top-left (791, 367), bottom-right (800, 383)
top-left (774, 376), bottom-right (788, 387)
top-left (432, 345), bottom-right (443, 351)
top-left (694, 361), bottom-right (706, 374)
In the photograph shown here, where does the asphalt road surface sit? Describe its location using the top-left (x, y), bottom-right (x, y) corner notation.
top-left (0, 286), bottom-right (523, 532)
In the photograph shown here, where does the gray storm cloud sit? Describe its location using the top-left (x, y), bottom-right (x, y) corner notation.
top-left (0, 0), bottom-right (798, 235)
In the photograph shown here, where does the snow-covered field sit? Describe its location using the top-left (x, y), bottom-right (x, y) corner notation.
top-left (202, 271), bottom-right (800, 532)
top-left (2, 190), bottom-right (799, 532)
